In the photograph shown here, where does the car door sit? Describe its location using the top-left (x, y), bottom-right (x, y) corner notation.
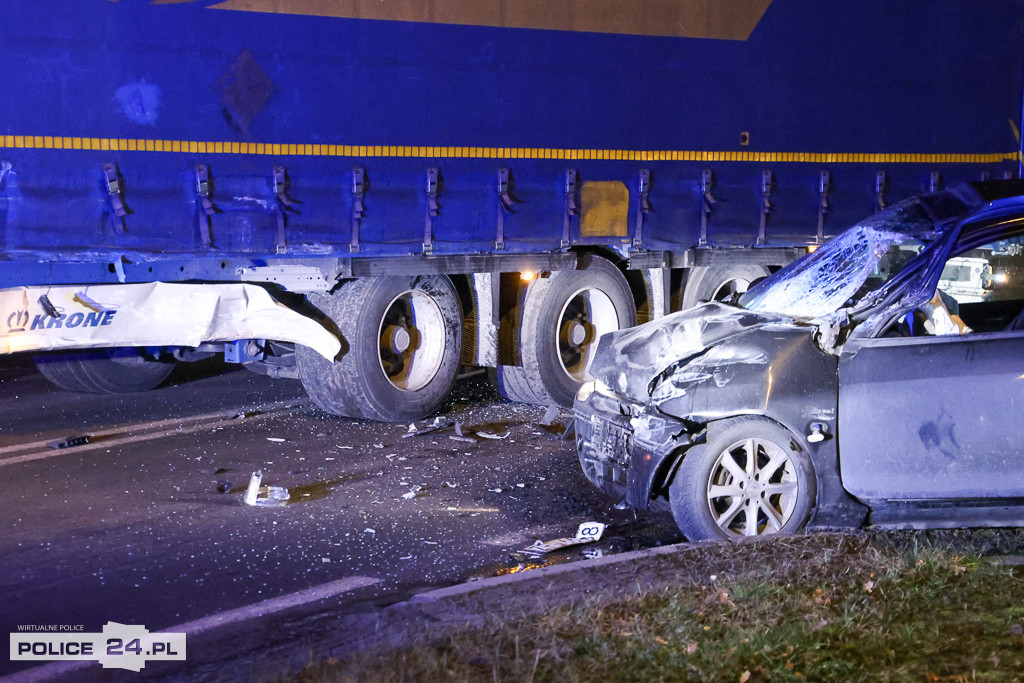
top-left (838, 330), bottom-right (1024, 501)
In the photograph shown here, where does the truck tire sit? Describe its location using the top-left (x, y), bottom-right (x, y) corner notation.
top-left (496, 255), bottom-right (636, 407)
top-left (295, 275), bottom-right (462, 422)
top-left (680, 264), bottom-right (770, 310)
top-left (34, 349), bottom-right (175, 393)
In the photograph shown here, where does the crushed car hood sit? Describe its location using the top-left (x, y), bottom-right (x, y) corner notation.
top-left (588, 302), bottom-right (788, 402)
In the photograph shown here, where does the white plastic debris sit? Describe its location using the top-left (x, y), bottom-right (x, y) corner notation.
top-left (477, 429), bottom-right (510, 440)
top-left (540, 405), bottom-right (560, 426)
top-left (257, 487), bottom-right (290, 506)
top-left (449, 421), bottom-right (476, 443)
top-left (266, 437), bottom-right (285, 443)
top-left (243, 471), bottom-right (263, 506)
top-left (242, 470), bottom-right (291, 507)
top-left (401, 485), bottom-right (425, 500)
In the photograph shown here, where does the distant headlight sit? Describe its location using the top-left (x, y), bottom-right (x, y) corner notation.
top-left (576, 381), bottom-right (596, 402)
top-left (594, 379), bottom-right (617, 398)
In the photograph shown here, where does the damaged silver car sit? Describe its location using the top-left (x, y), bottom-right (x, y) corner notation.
top-left (575, 180), bottom-right (1024, 541)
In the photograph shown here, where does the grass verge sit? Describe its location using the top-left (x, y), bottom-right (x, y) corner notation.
top-left (298, 531), bottom-right (1024, 682)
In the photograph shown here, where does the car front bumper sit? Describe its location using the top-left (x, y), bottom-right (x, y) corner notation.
top-left (575, 383), bottom-right (695, 509)
top-left (574, 388), bottom-right (636, 503)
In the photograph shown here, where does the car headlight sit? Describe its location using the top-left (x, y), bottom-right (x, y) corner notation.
top-left (576, 381), bottom-right (596, 402)
top-left (594, 379), bottom-right (617, 398)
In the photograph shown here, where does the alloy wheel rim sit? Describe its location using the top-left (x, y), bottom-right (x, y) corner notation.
top-left (705, 437), bottom-right (799, 537)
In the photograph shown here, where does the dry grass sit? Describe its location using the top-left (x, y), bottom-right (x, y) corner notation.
top-left (298, 531), bottom-right (1024, 682)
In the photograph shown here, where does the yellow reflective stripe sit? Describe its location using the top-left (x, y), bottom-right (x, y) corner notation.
top-left (0, 134), bottom-right (1016, 163)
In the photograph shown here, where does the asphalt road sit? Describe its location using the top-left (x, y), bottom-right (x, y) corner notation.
top-left (0, 358), bottom-right (680, 678)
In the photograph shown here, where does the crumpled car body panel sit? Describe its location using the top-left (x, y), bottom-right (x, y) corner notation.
top-left (576, 319), bottom-right (867, 530)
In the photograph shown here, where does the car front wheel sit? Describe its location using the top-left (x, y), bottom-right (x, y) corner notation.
top-left (669, 416), bottom-right (815, 541)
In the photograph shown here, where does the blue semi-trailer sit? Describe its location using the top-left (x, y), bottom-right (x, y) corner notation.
top-left (1, 0), bottom-right (1022, 421)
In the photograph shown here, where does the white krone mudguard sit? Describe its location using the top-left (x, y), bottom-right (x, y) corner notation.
top-left (0, 282), bottom-right (341, 360)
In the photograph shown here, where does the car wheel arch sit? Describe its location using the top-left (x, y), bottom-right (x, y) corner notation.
top-left (665, 414), bottom-right (819, 541)
top-left (650, 413), bottom-right (812, 502)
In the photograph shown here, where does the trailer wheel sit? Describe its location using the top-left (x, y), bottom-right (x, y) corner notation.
top-left (34, 348), bottom-right (175, 393)
top-left (295, 275), bottom-right (462, 422)
top-left (496, 255), bottom-right (636, 407)
top-left (680, 265), bottom-right (770, 310)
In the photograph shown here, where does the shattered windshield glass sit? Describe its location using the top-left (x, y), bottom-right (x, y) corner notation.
top-left (739, 199), bottom-right (940, 319)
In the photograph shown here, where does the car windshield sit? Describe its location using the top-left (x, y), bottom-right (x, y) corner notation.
top-left (739, 198), bottom-right (942, 319)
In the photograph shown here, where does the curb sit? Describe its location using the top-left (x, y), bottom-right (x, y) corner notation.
top-left (410, 540), bottom-right (696, 603)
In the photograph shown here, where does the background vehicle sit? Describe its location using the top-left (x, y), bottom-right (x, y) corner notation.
top-left (2, 1), bottom-right (1023, 421)
top-left (575, 181), bottom-right (1024, 541)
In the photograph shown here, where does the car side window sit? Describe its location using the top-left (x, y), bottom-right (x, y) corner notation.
top-left (933, 238), bottom-right (1024, 334)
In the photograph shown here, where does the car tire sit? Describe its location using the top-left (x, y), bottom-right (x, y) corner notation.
top-left (495, 255), bottom-right (636, 407)
top-left (34, 349), bottom-right (175, 393)
top-left (680, 264), bottom-right (770, 310)
top-left (295, 275), bottom-right (462, 422)
top-left (669, 416), bottom-right (816, 541)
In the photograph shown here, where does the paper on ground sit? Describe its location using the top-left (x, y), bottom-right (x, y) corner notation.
top-left (0, 282), bottom-right (341, 360)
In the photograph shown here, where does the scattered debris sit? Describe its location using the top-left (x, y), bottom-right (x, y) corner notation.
top-left (401, 485), bottom-right (426, 500)
top-left (403, 417), bottom-right (454, 438)
top-left (242, 470), bottom-right (290, 507)
top-left (539, 405), bottom-right (560, 427)
top-left (449, 421), bottom-right (476, 443)
top-left (477, 429), bottom-right (510, 440)
top-left (216, 481), bottom-right (231, 493)
top-left (266, 437), bottom-right (286, 443)
top-left (364, 528), bottom-right (376, 534)
top-left (538, 405), bottom-right (574, 440)
top-left (254, 486), bottom-right (289, 506)
top-left (47, 435), bottom-right (92, 450)
top-left (581, 548), bottom-right (604, 560)
top-left (243, 471), bottom-right (263, 505)
top-left (518, 522), bottom-right (606, 560)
